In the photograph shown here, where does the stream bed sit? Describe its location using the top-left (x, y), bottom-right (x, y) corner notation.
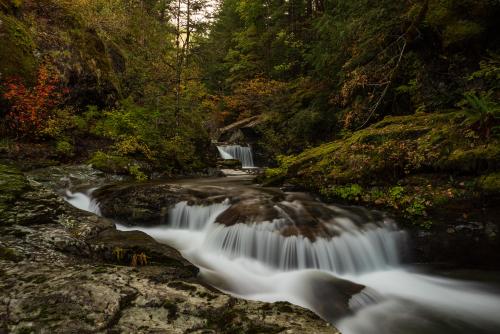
top-left (64, 174), bottom-right (500, 334)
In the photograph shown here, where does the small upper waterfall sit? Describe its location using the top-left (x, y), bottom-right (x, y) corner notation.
top-left (217, 145), bottom-right (255, 168)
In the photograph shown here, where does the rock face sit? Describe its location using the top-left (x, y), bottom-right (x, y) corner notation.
top-left (0, 164), bottom-right (339, 333)
top-left (0, 0), bottom-right (120, 107)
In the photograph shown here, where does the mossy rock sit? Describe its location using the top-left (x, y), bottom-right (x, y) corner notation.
top-left (0, 245), bottom-right (23, 262)
top-left (0, 12), bottom-right (37, 82)
top-left (88, 151), bottom-right (131, 174)
top-left (0, 163), bottom-right (30, 224)
top-left (440, 145), bottom-right (500, 173)
top-left (0, 163), bottom-right (29, 203)
top-left (217, 159), bottom-right (242, 169)
top-left (478, 172), bottom-right (500, 194)
top-left (264, 111), bottom-right (500, 198)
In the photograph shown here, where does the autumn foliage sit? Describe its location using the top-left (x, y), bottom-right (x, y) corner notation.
top-left (2, 65), bottom-right (67, 137)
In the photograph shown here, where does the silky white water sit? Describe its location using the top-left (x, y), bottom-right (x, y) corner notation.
top-left (65, 188), bottom-right (101, 216)
top-left (217, 145), bottom-right (255, 168)
top-left (65, 186), bottom-right (500, 334)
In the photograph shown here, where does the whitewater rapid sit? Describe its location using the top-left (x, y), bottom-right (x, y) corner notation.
top-left (65, 187), bottom-right (500, 334)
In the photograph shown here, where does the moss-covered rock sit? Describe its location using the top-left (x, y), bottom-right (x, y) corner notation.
top-left (264, 111), bottom-right (500, 231)
top-left (217, 159), bottom-right (242, 169)
top-left (478, 172), bottom-right (500, 194)
top-left (0, 164), bottom-right (30, 221)
top-left (0, 12), bottom-right (37, 82)
top-left (88, 151), bottom-right (131, 174)
top-left (266, 111), bottom-right (499, 185)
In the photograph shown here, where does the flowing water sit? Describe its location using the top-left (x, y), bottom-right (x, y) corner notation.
top-left (65, 176), bottom-right (500, 334)
top-left (217, 145), bottom-right (255, 168)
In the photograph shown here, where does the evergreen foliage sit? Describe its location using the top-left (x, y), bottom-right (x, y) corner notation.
top-left (0, 0), bottom-right (499, 175)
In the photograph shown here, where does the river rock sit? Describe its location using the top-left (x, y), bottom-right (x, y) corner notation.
top-left (215, 191), bottom-right (389, 241)
top-left (93, 181), bottom-right (229, 226)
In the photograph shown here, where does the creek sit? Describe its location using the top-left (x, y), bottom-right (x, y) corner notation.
top-left (65, 174), bottom-right (500, 334)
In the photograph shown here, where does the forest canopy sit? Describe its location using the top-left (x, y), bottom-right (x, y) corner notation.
top-left (0, 0), bottom-right (499, 175)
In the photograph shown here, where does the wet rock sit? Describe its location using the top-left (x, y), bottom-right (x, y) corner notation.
top-left (93, 181), bottom-right (228, 226)
top-left (412, 217), bottom-right (500, 269)
top-left (216, 192), bottom-right (388, 241)
top-left (299, 272), bottom-right (366, 322)
top-left (91, 228), bottom-right (198, 277)
top-left (217, 159), bottom-right (242, 169)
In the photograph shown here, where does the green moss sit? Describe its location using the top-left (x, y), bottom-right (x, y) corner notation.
top-left (88, 151), bottom-right (131, 174)
top-left (55, 140), bottom-right (74, 157)
top-left (128, 164), bottom-right (147, 181)
top-left (321, 184), bottom-right (364, 201)
top-left (442, 20), bottom-right (483, 47)
top-left (441, 145), bottom-right (500, 173)
top-left (264, 111), bottom-right (500, 188)
top-left (0, 164), bottom-right (29, 211)
top-left (0, 246), bottom-right (22, 262)
top-left (478, 172), bottom-right (500, 194)
top-left (0, 12), bottom-right (37, 82)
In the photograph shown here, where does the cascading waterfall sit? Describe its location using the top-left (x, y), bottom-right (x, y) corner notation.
top-left (162, 197), bottom-right (404, 275)
top-left (217, 145), bottom-right (255, 168)
top-left (203, 219), bottom-right (404, 275)
top-left (64, 183), bottom-right (500, 334)
top-left (168, 200), bottom-right (231, 230)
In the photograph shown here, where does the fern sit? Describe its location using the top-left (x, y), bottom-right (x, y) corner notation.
top-left (460, 91), bottom-right (500, 138)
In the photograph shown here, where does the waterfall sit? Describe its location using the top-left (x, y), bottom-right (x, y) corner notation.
top-left (125, 197), bottom-right (404, 275)
top-left (203, 219), bottom-right (404, 275)
top-left (65, 189), bottom-right (101, 216)
top-left (168, 200), bottom-right (231, 230)
top-left (217, 145), bottom-right (255, 168)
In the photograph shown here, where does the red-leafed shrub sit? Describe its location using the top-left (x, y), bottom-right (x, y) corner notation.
top-left (1, 65), bottom-right (68, 138)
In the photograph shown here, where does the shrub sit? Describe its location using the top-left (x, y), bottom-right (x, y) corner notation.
top-left (55, 140), bottom-right (74, 157)
top-left (128, 164), bottom-right (147, 181)
top-left (40, 108), bottom-right (82, 139)
top-left (88, 151), bottom-right (131, 174)
top-left (1, 65), bottom-right (67, 138)
top-left (459, 91), bottom-right (500, 138)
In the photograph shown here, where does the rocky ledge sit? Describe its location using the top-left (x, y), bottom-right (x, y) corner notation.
top-left (0, 163), bottom-right (338, 333)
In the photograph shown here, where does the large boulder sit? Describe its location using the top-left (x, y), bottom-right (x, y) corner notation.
top-left (93, 181), bottom-right (229, 226)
